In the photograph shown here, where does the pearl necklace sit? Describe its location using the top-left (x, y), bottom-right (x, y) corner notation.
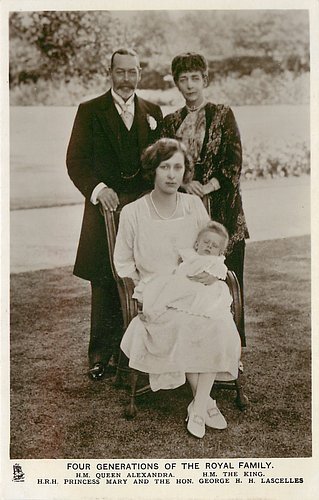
top-left (150, 191), bottom-right (179, 220)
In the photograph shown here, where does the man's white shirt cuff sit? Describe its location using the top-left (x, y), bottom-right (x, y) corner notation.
top-left (91, 182), bottom-right (107, 205)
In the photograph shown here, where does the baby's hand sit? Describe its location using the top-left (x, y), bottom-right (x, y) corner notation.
top-left (188, 272), bottom-right (218, 286)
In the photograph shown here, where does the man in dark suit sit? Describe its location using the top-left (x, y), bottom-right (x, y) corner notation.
top-left (66, 48), bottom-right (163, 379)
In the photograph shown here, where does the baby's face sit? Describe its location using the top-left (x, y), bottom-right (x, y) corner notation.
top-left (196, 231), bottom-right (223, 256)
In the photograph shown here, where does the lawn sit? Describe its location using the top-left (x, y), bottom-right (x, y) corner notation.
top-left (9, 105), bottom-right (309, 209)
top-left (9, 235), bottom-right (311, 459)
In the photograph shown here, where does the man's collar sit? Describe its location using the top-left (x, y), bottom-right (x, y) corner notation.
top-left (111, 88), bottom-right (135, 108)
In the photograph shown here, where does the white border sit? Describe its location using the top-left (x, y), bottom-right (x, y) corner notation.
top-left (1, 1), bottom-right (318, 499)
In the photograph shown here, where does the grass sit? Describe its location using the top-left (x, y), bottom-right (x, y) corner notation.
top-left (9, 235), bottom-right (311, 459)
top-left (9, 105), bottom-right (309, 210)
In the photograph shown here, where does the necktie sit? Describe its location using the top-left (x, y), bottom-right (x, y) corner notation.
top-left (120, 104), bottom-right (134, 130)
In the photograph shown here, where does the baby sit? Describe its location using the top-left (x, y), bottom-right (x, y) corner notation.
top-left (141, 221), bottom-right (233, 321)
top-left (176, 220), bottom-right (228, 279)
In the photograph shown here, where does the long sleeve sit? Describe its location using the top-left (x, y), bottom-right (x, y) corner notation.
top-left (177, 250), bottom-right (227, 280)
top-left (66, 103), bottom-right (101, 200)
top-left (214, 107), bottom-right (242, 192)
top-left (113, 205), bottom-right (140, 283)
top-left (206, 258), bottom-right (227, 280)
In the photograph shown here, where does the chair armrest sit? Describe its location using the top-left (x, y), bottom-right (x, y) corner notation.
top-left (100, 205), bottom-right (121, 281)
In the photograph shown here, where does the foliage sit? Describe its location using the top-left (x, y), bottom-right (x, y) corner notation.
top-left (177, 11), bottom-right (309, 72)
top-left (9, 10), bottom-right (309, 89)
top-left (242, 138), bottom-right (310, 180)
top-left (9, 75), bottom-right (108, 106)
top-left (9, 105), bottom-right (310, 214)
top-left (116, 11), bottom-right (172, 63)
top-left (9, 11), bottom-right (121, 85)
top-left (9, 70), bottom-right (310, 107)
top-left (139, 71), bottom-right (310, 107)
top-left (205, 71), bottom-right (310, 106)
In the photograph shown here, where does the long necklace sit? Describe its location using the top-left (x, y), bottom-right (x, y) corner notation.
top-left (150, 191), bottom-right (179, 220)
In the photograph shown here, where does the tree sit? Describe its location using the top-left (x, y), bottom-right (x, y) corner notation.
top-left (9, 11), bottom-right (121, 84)
top-left (9, 9), bottom-right (310, 88)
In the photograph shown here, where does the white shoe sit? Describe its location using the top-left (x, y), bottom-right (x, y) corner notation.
top-left (205, 397), bottom-right (227, 429)
top-left (185, 400), bottom-right (205, 438)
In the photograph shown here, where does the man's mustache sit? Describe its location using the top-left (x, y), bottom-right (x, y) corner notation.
top-left (119, 83), bottom-right (135, 89)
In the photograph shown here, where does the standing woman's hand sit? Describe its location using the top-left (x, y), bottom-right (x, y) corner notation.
top-left (183, 180), bottom-right (204, 197)
top-left (202, 177), bottom-right (221, 195)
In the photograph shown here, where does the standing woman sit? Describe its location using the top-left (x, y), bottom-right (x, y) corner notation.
top-left (162, 52), bottom-right (249, 337)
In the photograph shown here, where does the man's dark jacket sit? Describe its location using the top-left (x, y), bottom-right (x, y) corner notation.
top-left (66, 90), bottom-right (163, 283)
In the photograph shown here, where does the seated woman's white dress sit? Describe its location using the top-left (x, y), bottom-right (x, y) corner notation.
top-left (114, 194), bottom-right (241, 392)
top-left (142, 250), bottom-right (233, 320)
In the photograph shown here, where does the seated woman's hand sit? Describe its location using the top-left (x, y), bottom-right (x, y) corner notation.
top-left (188, 272), bottom-right (218, 286)
top-left (183, 180), bottom-right (204, 197)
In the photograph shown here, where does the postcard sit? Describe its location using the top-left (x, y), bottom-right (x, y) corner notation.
top-left (1, 0), bottom-right (318, 498)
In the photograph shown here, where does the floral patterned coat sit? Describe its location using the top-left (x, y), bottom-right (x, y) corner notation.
top-left (162, 103), bottom-right (249, 254)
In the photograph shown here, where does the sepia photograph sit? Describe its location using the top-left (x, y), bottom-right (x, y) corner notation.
top-left (2, 0), bottom-right (318, 498)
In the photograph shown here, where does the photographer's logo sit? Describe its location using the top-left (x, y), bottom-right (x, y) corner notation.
top-left (12, 463), bottom-right (25, 482)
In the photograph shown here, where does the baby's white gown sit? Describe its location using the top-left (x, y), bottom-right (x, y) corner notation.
top-left (114, 194), bottom-right (241, 392)
top-left (142, 249), bottom-right (233, 321)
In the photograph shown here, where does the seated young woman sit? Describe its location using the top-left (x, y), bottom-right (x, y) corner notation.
top-left (114, 138), bottom-right (241, 438)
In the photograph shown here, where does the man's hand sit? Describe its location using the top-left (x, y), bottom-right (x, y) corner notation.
top-left (188, 272), bottom-right (218, 286)
top-left (183, 180), bottom-right (205, 197)
top-left (97, 187), bottom-right (119, 211)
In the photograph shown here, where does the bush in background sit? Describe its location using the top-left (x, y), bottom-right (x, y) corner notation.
top-left (242, 138), bottom-right (310, 180)
top-left (9, 10), bottom-right (309, 107)
top-left (10, 75), bottom-right (107, 106)
top-left (10, 70), bottom-right (309, 107)
top-left (206, 71), bottom-right (309, 106)
top-left (9, 10), bottom-right (309, 88)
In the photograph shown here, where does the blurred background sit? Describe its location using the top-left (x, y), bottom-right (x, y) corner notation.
top-left (9, 10), bottom-right (309, 107)
top-left (9, 9), bottom-right (310, 270)
top-left (9, 9), bottom-right (310, 193)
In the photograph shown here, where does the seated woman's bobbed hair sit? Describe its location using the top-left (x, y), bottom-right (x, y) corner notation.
top-left (141, 138), bottom-right (193, 185)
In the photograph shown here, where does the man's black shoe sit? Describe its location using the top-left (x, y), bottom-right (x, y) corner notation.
top-left (88, 362), bottom-right (117, 380)
top-left (88, 363), bottom-right (105, 380)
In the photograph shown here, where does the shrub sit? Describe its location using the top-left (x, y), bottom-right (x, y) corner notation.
top-left (139, 71), bottom-right (310, 108)
top-left (206, 71), bottom-right (309, 106)
top-left (242, 137), bottom-right (310, 180)
top-left (10, 70), bottom-right (309, 107)
top-left (9, 75), bottom-right (108, 106)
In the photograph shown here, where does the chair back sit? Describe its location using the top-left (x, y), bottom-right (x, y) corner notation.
top-left (102, 208), bottom-right (121, 282)
top-left (202, 194), bottom-right (211, 216)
